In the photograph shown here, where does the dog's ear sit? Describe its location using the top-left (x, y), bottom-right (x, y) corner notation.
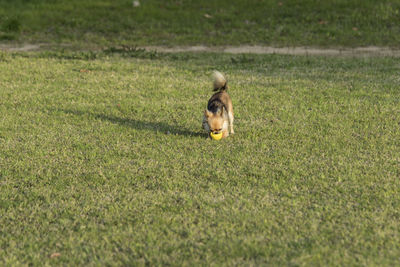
top-left (204, 110), bottom-right (212, 118)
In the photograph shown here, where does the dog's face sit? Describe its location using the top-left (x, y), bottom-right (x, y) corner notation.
top-left (204, 110), bottom-right (224, 134)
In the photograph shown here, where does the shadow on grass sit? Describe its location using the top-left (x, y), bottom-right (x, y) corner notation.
top-left (59, 109), bottom-right (205, 138)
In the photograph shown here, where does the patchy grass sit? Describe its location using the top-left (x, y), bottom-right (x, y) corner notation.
top-left (0, 0), bottom-right (400, 48)
top-left (0, 51), bottom-right (399, 265)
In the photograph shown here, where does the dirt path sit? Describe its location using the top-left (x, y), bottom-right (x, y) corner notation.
top-left (144, 45), bottom-right (400, 57)
top-left (2, 43), bottom-right (400, 57)
top-left (0, 44), bottom-right (42, 52)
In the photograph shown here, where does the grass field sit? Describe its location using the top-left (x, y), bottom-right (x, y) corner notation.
top-left (2, 0), bottom-right (400, 265)
top-left (0, 50), bottom-right (399, 265)
top-left (1, 0), bottom-right (400, 48)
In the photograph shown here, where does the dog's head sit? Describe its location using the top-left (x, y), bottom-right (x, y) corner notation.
top-left (204, 109), bottom-right (225, 134)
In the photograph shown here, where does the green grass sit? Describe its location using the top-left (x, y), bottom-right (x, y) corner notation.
top-left (0, 50), bottom-right (399, 265)
top-left (1, 0), bottom-right (400, 48)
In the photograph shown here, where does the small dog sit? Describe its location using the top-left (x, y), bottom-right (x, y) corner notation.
top-left (202, 71), bottom-right (234, 139)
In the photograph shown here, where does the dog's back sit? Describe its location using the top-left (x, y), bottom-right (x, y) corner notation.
top-left (207, 91), bottom-right (232, 115)
top-left (208, 71), bottom-right (233, 115)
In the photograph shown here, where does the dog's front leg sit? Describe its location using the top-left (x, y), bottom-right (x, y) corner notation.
top-left (228, 112), bottom-right (234, 134)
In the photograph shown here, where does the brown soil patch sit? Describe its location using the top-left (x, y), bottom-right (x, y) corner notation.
top-left (143, 45), bottom-right (400, 57)
top-left (1, 43), bottom-right (400, 57)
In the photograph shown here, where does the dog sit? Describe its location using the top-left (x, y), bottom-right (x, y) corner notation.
top-left (202, 71), bottom-right (234, 139)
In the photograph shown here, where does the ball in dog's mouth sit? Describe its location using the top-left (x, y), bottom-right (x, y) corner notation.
top-left (210, 132), bottom-right (223, 140)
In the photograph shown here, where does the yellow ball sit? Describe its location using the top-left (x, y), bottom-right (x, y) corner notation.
top-left (210, 132), bottom-right (223, 140)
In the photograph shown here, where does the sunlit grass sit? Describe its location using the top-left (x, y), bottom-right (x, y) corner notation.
top-left (0, 51), bottom-right (399, 265)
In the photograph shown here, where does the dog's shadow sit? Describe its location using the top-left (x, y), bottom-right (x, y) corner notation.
top-left (59, 109), bottom-right (205, 138)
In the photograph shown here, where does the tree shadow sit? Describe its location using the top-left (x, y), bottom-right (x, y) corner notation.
top-left (59, 109), bottom-right (205, 138)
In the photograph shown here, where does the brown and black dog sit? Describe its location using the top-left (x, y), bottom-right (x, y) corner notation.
top-left (202, 71), bottom-right (234, 139)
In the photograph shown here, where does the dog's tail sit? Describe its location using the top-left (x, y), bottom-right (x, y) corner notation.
top-left (212, 71), bottom-right (228, 92)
